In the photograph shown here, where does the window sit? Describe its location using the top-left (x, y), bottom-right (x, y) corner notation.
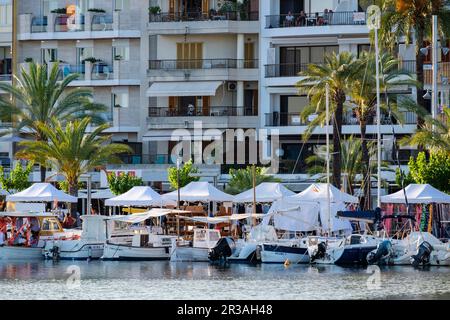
top-left (114, 0), bottom-right (130, 11)
top-left (113, 92), bottom-right (129, 109)
top-left (77, 47), bottom-right (93, 64)
top-left (177, 42), bottom-right (203, 68)
top-left (357, 44), bottom-right (371, 57)
top-left (41, 48), bottom-right (58, 64)
top-left (0, 2), bottom-right (12, 26)
top-left (113, 46), bottom-right (129, 61)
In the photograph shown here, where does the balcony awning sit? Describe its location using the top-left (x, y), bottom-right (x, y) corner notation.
top-left (143, 129), bottom-right (224, 141)
top-left (146, 81), bottom-right (223, 97)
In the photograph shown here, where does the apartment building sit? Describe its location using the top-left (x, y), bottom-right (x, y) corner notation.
top-left (0, 0), bottom-right (12, 168)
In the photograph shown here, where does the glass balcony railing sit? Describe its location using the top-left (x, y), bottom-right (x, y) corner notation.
top-left (148, 106), bottom-right (257, 117)
top-left (265, 11), bottom-right (367, 29)
top-left (149, 10), bottom-right (258, 22)
top-left (149, 59), bottom-right (258, 70)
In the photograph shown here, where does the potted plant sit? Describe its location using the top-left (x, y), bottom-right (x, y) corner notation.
top-left (88, 8), bottom-right (106, 13)
top-left (83, 57), bottom-right (100, 63)
top-left (51, 8), bottom-right (67, 14)
top-left (24, 57), bottom-right (33, 63)
top-left (149, 6), bottom-right (161, 22)
top-left (114, 54), bottom-right (123, 61)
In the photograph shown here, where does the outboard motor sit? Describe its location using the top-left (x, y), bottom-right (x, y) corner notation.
top-left (310, 242), bottom-right (327, 262)
top-left (49, 245), bottom-right (60, 261)
top-left (208, 237), bottom-right (235, 262)
top-left (411, 241), bottom-right (433, 267)
top-left (367, 240), bottom-right (393, 265)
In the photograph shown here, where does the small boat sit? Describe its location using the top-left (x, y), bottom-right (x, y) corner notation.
top-left (42, 215), bottom-right (108, 260)
top-left (307, 234), bottom-right (380, 265)
top-left (367, 232), bottom-right (450, 266)
top-left (0, 212), bottom-right (80, 260)
top-left (170, 228), bottom-right (221, 262)
top-left (260, 238), bottom-right (309, 264)
top-left (101, 211), bottom-right (177, 261)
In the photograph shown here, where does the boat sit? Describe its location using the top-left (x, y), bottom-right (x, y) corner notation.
top-left (42, 215), bottom-right (108, 260)
top-left (101, 210), bottom-right (178, 261)
top-left (367, 232), bottom-right (450, 266)
top-left (0, 212), bottom-right (80, 260)
top-left (170, 228), bottom-right (221, 262)
top-left (260, 237), bottom-right (309, 264)
top-left (307, 234), bottom-right (380, 265)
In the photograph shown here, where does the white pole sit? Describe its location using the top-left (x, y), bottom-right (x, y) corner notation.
top-left (375, 27), bottom-right (381, 209)
top-left (432, 15), bottom-right (438, 130)
top-left (326, 83), bottom-right (331, 236)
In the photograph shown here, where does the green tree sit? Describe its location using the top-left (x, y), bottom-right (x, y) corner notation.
top-left (107, 172), bottom-right (144, 195)
top-left (296, 51), bottom-right (361, 189)
top-left (0, 161), bottom-right (34, 193)
top-left (15, 117), bottom-right (132, 200)
top-left (406, 151), bottom-right (450, 193)
top-left (378, 0), bottom-right (450, 112)
top-left (225, 166), bottom-right (281, 195)
top-left (0, 62), bottom-right (106, 181)
top-left (167, 160), bottom-right (200, 190)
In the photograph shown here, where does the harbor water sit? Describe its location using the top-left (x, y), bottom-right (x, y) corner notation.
top-left (0, 260), bottom-right (449, 300)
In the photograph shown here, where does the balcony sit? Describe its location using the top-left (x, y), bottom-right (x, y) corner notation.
top-left (149, 59), bottom-right (258, 70)
top-left (0, 74), bottom-right (11, 81)
top-left (265, 63), bottom-right (308, 78)
top-left (265, 11), bottom-right (367, 29)
top-left (149, 106), bottom-right (257, 117)
top-left (149, 10), bottom-right (258, 23)
top-left (119, 154), bottom-right (173, 165)
top-left (424, 62), bottom-right (450, 85)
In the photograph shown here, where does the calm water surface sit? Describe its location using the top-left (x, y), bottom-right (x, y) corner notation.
top-left (0, 260), bottom-right (448, 300)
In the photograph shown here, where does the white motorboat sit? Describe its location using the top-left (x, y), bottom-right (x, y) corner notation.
top-left (260, 237), bottom-right (309, 264)
top-left (367, 232), bottom-right (450, 266)
top-left (307, 234), bottom-right (380, 265)
top-left (170, 228), bottom-right (221, 262)
top-left (0, 212), bottom-right (80, 260)
top-left (43, 215), bottom-right (108, 260)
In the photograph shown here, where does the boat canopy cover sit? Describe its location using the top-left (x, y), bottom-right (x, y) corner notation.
top-left (290, 183), bottom-right (359, 203)
top-left (107, 209), bottom-right (185, 223)
top-left (162, 181), bottom-right (234, 203)
top-left (381, 184), bottom-right (450, 204)
top-left (105, 186), bottom-right (174, 207)
top-left (337, 208), bottom-right (382, 223)
top-left (233, 182), bottom-right (295, 203)
top-left (177, 213), bottom-right (266, 224)
top-left (6, 183), bottom-right (78, 203)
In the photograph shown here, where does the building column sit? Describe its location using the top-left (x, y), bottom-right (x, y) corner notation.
top-left (237, 34), bottom-right (245, 115)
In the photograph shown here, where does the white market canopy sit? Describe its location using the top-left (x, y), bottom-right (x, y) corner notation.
top-left (162, 181), bottom-right (234, 203)
top-left (6, 183), bottom-right (78, 203)
top-left (291, 183), bottom-right (359, 204)
top-left (105, 186), bottom-right (169, 207)
top-left (78, 189), bottom-right (115, 199)
top-left (381, 184), bottom-right (450, 204)
top-left (233, 182), bottom-right (296, 203)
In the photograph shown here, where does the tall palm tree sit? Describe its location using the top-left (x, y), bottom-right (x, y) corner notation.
top-left (0, 62), bottom-right (107, 181)
top-left (296, 51), bottom-right (361, 189)
top-left (378, 0), bottom-right (450, 113)
top-left (349, 51), bottom-right (419, 208)
top-left (15, 117), bottom-right (132, 200)
top-left (401, 107), bottom-right (450, 154)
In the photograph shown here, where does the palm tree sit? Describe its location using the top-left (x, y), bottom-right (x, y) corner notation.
top-left (225, 166), bottom-right (281, 195)
top-left (0, 62), bottom-right (107, 181)
top-left (15, 117), bottom-right (132, 200)
top-left (349, 51), bottom-right (419, 208)
top-left (296, 51), bottom-right (361, 189)
top-left (401, 107), bottom-right (450, 154)
top-left (378, 0), bottom-right (450, 113)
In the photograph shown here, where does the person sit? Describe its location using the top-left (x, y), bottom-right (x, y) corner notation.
top-left (62, 213), bottom-right (76, 229)
top-left (187, 103), bottom-right (195, 116)
top-left (323, 9), bottom-right (329, 25)
top-left (296, 10), bottom-right (306, 26)
top-left (316, 12), bottom-right (324, 26)
top-left (284, 11), bottom-right (294, 27)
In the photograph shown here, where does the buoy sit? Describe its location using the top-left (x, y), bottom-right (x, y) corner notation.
top-left (284, 259), bottom-right (291, 267)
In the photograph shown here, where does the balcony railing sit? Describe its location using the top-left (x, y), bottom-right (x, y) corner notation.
top-left (149, 10), bottom-right (258, 22)
top-left (91, 14), bottom-right (113, 31)
top-left (57, 64), bottom-right (85, 80)
top-left (54, 14), bottom-right (85, 32)
top-left (31, 16), bottom-right (48, 33)
top-left (149, 59), bottom-right (258, 70)
top-left (119, 154), bottom-right (174, 165)
top-left (399, 60), bottom-right (416, 74)
top-left (265, 11), bottom-right (367, 28)
top-left (265, 63), bottom-right (308, 77)
top-left (0, 74), bottom-right (12, 81)
top-left (149, 106), bottom-right (257, 117)
top-left (266, 111), bottom-right (417, 127)
top-left (91, 62), bottom-right (114, 80)
top-left (424, 62), bottom-right (450, 85)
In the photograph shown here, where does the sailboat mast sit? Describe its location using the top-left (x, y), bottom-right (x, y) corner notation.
top-left (326, 83), bottom-right (331, 236)
top-left (374, 15), bottom-right (382, 209)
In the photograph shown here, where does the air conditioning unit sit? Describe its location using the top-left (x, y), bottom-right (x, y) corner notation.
top-left (227, 82), bottom-right (237, 91)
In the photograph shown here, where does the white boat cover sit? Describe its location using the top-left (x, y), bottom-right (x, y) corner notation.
top-left (79, 189), bottom-right (114, 199)
top-left (6, 183), bottom-right (78, 203)
top-left (162, 181), bottom-right (234, 202)
top-left (380, 184), bottom-right (450, 204)
top-left (233, 182), bottom-right (296, 203)
top-left (105, 186), bottom-right (172, 207)
top-left (177, 213), bottom-right (266, 224)
top-left (291, 183), bottom-right (359, 203)
top-left (107, 208), bottom-right (184, 223)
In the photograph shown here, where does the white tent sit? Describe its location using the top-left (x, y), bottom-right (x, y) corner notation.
top-left (6, 183), bottom-right (77, 203)
top-left (162, 181), bottom-right (234, 202)
top-left (233, 182), bottom-right (295, 203)
top-left (79, 189), bottom-right (114, 199)
top-left (381, 184), bottom-right (450, 204)
top-left (105, 186), bottom-right (169, 207)
top-left (291, 183), bottom-right (359, 203)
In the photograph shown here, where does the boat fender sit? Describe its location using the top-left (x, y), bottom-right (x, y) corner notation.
top-left (411, 241), bottom-right (433, 267)
top-left (284, 259), bottom-right (291, 267)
